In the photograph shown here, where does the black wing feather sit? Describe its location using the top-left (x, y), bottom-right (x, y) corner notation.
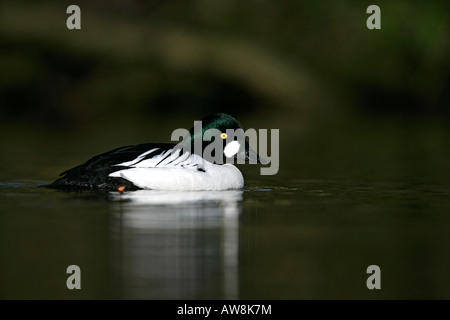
top-left (47, 143), bottom-right (175, 190)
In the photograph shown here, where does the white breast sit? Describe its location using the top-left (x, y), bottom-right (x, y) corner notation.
top-left (109, 152), bottom-right (244, 191)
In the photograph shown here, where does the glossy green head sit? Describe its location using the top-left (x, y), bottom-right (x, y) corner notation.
top-left (189, 113), bottom-right (244, 138)
top-left (180, 113), bottom-right (264, 164)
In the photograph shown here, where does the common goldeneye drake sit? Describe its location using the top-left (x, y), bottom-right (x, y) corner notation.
top-left (46, 113), bottom-right (264, 191)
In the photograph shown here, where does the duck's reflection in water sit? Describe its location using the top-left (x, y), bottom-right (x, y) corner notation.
top-left (109, 190), bottom-right (243, 299)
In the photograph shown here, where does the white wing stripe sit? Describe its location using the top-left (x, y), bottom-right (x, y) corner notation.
top-left (113, 146), bottom-right (207, 170)
top-left (114, 148), bottom-right (160, 167)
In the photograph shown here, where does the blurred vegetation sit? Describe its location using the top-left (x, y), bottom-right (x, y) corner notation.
top-left (1, 1), bottom-right (449, 300)
top-left (0, 0), bottom-right (449, 182)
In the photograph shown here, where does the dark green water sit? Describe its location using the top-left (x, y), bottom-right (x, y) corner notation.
top-left (1, 176), bottom-right (449, 299)
top-left (0, 120), bottom-right (449, 299)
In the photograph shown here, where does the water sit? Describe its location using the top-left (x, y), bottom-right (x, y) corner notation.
top-left (1, 176), bottom-right (449, 299)
top-left (0, 119), bottom-right (449, 299)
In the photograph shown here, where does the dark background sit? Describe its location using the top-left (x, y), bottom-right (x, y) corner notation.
top-left (0, 0), bottom-right (449, 300)
top-left (1, 1), bottom-right (449, 181)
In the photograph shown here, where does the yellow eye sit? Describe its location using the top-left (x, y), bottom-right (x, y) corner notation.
top-left (220, 133), bottom-right (227, 139)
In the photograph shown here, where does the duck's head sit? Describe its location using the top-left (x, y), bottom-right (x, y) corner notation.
top-left (183, 113), bottom-right (265, 165)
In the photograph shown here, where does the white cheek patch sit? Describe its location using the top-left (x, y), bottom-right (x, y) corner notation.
top-left (224, 140), bottom-right (240, 158)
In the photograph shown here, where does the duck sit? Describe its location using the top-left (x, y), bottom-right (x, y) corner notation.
top-left (46, 113), bottom-right (264, 191)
